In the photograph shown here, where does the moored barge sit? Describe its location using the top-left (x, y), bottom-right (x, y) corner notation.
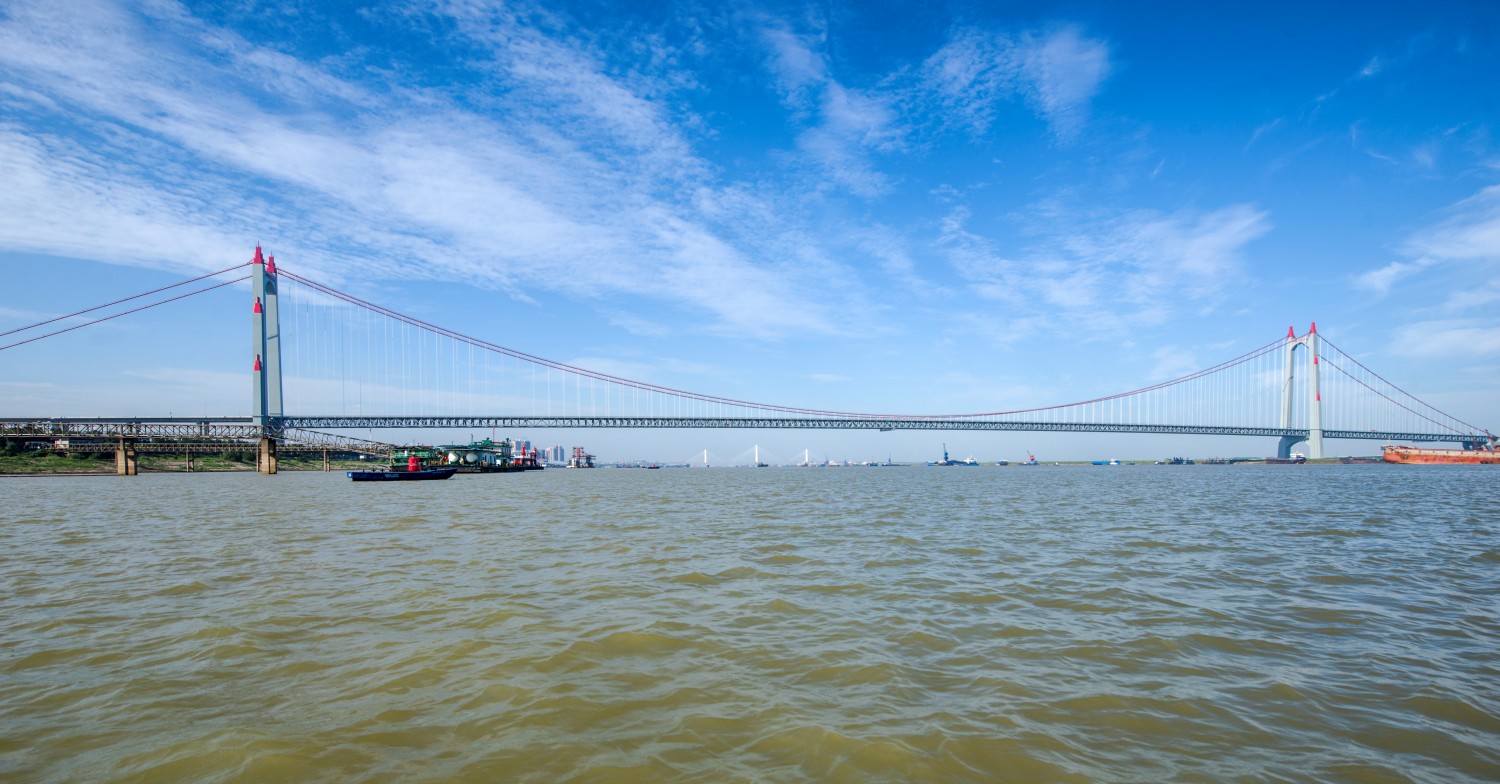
top-left (1382, 445), bottom-right (1500, 465)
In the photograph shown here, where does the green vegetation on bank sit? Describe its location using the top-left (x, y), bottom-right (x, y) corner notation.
top-left (0, 439), bottom-right (374, 474)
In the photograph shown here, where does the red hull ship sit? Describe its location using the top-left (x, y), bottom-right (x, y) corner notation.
top-left (1382, 445), bottom-right (1500, 465)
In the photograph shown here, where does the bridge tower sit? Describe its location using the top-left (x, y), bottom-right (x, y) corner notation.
top-left (250, 247), bottom-right (284, 472)
top-left (1278, 323), bottom-right (1324, 459)
top-left (250, 246), bottom-right (284, 426)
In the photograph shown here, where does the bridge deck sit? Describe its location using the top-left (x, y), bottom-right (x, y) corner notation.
top-left (2, 416), bottom-right (1479, 446)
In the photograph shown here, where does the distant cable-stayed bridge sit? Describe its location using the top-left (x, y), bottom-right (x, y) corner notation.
top-left (1, 247), bottom-right (1492, 472)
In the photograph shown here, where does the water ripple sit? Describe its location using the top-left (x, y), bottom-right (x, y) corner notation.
top-left (2, 466), bottom-right (1498, 782)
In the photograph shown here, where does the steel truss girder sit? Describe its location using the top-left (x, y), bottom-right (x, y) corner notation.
top-left (2, 421), bottom-right (263, 439)
top-left (273, 416), bottom-right (1476, 444)
top-left (0, 420), bottom-right (394, 455)
top-left (63, 439), bottom-right (274, 454)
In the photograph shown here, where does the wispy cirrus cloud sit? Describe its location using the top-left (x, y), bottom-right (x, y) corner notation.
top-left (942, 202), bottom-right (1269, 326)
top-left (1359, 184), bottom-right (1500, 368)
top-left (1356, 259), bottom-right (1434, 295)
top-left (1390, 320), bottom-right (1500, 358)
top-left (921, 25), bottom-right (1111, 142)
top-left (1403, 184), bottom-right (1500, 262)
top-left (758, 22), bottom-right (904, 196)
top-left (1357, 184), bottom-right (1500, 300)
top-left (0, 0), bottom-right (858, 340)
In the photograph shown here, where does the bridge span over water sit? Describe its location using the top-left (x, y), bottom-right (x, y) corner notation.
top-left (2, 247), bottom-right (1492, 472)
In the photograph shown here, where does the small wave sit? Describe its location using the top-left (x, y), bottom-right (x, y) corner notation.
top-left (665, 572), bottom-right (717, 585)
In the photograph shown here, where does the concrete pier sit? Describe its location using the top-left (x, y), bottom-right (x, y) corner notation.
top-left (258, 436), bottom-right (278, 474)
top-left (115, 438), bottom-right (138, 476)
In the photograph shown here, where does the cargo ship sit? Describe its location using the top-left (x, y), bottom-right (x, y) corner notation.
top-left (1381, 445), bottom-right (1500, 465)
top-left (397, 439), bottom-right (545, 473)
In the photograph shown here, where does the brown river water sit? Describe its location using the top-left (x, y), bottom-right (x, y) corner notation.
top-left (2, 465), bottom-right (1497, 782)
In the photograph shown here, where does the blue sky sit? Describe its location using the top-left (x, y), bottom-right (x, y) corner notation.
top-left (1, 0), bottom-right (1497, 461)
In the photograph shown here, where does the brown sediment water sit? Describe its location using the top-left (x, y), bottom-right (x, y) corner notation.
top-left (2, 465), bottom-right (1496, 782)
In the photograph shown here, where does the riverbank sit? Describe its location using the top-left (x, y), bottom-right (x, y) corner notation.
top-left (0, 453), bottom-right (373, 474)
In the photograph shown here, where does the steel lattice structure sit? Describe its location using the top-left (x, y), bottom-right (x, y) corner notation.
top-left (0, 419), bottom-right (396, 455)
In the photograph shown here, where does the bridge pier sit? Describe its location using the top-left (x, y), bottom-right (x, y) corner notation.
top-left (258, 436), bottom-right (278, 474)
top-left (1276, 435), bottom-right (1304, 460)
top-left (322, 448), bottom-right (330, 472)
top-left (185, 451), bottom-right (194, 472)
top-left (115, 438), bottom-right (138, 476)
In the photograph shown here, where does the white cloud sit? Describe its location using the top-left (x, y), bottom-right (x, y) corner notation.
top-left (757, 22), bottom-right (902, 197)
top-left (1404, 184), bottom-right (1500, 262)
top-left (944, 202), bottom-right (1269, 327)
top-left (762, 26), bottom-right (828, 107)
top-left (1355, 259), bottom-right (1431, 295)
top-left (1390, 321), bottom-right (1500, 358)
top-left (0, 0), bottom-right (862, 341)
top-left (1445, 280), bottom-right (1500, 310)
top-left (1022, 26), bottom-right (1111, 140)
top-left (922, 25), bottom-right (1111, 141)
top-left (1358, 184), bottom-right (1500, 303)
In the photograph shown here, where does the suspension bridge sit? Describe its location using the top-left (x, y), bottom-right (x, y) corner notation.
top-left (1, 247), bottom-right (1492, 473)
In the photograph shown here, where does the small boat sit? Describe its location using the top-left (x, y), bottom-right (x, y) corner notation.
top-left (347, 468), bottom-right (458, 481)
top-left (928, 444), bottom-right (979, 466)
top-left (1265, 452), bottom-right (1307, 465)
top-left (1090, 459), bottom-right (1120, 466)
top-left (1381, 445), bottom-right (1500, 465)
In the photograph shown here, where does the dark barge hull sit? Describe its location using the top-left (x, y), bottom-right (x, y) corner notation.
top-left (347, 468), bottom-right (458, 481)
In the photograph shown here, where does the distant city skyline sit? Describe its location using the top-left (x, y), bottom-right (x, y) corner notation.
top-left (2, 1), bottom-right (1497, 460)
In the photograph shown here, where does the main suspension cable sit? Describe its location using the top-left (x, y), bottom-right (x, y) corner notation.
top-left (0, 276), bottom-right (250, 353)
top-left (0, 262), bottom-right (251, 339)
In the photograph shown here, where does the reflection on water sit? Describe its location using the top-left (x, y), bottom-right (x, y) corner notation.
top-left (2, 466), bottom-right (1497, 782)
